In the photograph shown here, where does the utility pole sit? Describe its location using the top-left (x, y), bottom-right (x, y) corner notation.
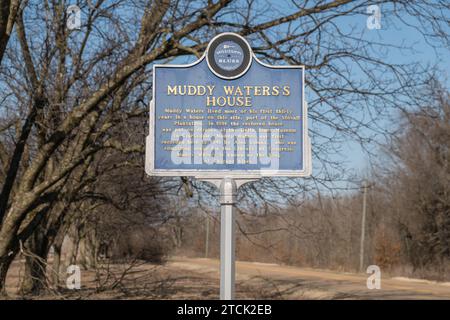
top-left (359, 180), bottom-right (368, 272)
top-left (205, 211), bottom-right (210, 258)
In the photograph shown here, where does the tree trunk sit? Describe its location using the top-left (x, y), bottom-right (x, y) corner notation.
top-left (51, 234), bottom-right (64, 287)
top-left (70, 233), bottom-right (80, 266)
top-left (19, 229), bottom-right (49, 295)
top-left (0, 220), bottom-right (20, 296)
top-left (0, 252), bottom-right (16, 296)
top-left (78, 233), bottom-right (98, 270)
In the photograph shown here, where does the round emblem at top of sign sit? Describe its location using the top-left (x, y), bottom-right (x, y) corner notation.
top-left (206, 33), bottom-right (252, 80)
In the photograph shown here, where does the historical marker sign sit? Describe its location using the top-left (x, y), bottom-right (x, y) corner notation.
top-left (145, 33), bottom-right (311, 300)
top-left (146, 33), bottom-right (311, 179)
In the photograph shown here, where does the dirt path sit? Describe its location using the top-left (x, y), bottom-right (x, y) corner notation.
top-left (168, 257), bottom-right (450, 299)
top-left (4, 257), bottom-right (449, 299)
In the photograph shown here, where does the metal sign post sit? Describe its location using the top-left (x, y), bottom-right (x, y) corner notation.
top-left (219, 177), bottom-right (236, 300)
top-left (202, 177), bottom-right (254, 300)
top-left (145, 32), bottom-right (311, 300)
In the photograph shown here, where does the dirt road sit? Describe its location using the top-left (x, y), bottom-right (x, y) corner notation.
top-left (168, 257), bottom-right (450, 299)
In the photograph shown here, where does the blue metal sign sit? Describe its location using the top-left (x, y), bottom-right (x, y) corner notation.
top-left (146, 33), bottom-right (311, 178)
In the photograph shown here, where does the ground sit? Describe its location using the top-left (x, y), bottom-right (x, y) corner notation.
top-left (3, 257), bottom-right (450, 299)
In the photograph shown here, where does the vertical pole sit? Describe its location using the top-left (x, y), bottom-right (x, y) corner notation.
top-left (205, 212), bottom-right (209, 258)
top-left (219, 177), bottom-right (236, 300)
top-left (359, 180), bottom-right (367, 272)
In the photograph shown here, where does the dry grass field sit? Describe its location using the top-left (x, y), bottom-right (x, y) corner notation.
top-left (3, 257), bottom-right (450, 300)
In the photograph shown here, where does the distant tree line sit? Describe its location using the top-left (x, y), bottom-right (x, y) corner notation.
top-left (179, 82), bottom-right (449, 280)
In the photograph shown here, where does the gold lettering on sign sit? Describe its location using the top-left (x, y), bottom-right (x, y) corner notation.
top-left (167, 85), bottom-right (215, 96)
top-left (161, 82), bottom-right (299, 160)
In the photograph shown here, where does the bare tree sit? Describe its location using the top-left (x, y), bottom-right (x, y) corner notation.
top-left (376, 80), bottom-right (449, 273)
top-left (0, 0), bottom-right (20, 65)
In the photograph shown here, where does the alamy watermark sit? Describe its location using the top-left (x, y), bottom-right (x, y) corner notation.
top-left (66, 5), bottom-right (81, 30)
top-left (66, 264), bottom-right (81, 290)
top-left (367, 5), bottom-right (381, 30)
top-left (170, 121), bottom-right (281, 172)
top-left (366, 265), bottom-right (381, 289)
top-left (66, 1), bottom-right (97, 31)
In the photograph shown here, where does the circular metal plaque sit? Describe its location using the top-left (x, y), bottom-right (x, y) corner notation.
top-left (206, 33), bottom-right (252, 80)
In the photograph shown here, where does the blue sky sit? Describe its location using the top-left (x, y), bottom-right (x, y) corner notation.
top-left (337, 9), bottom-right (449, 176)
